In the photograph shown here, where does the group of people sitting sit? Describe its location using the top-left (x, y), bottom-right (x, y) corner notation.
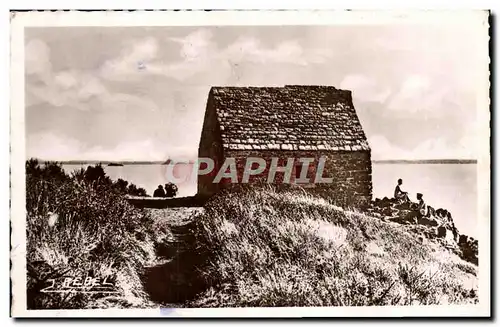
top-left (394, 178), bottom-right (430, 218)
top-left (153, 183), bottom-right (178, 198)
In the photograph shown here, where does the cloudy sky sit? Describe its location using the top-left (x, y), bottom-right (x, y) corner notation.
top-left (25, 23), bottom-right (486, 161)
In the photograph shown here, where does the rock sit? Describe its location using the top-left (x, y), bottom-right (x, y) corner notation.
top-left (437, 226), bottom-right (447, 238)
top-left (382, 207), bottom-right (393, 216)
top-left (437, 226), bottom-right (456, 243)
top-left (403, 210), bottom-right (418, 224)
top-left (417, 216), bottom-right (439, 227)
top-left (379, 197), bottom-right (395, 208)
top-left (398, 209), bottom-right (412, 218)
top-left (388, 216), bottom-right (405, 224)
top-left (458, 239), bottom-right (479, 265)
top-left (435, 208), bottom-right (452, 220)
top-left (424, 230), bottom-right (436, 239)
top-left (458, 234), bottom-right (468, 244)
top-left (446, 211), bottom-right (453, 221)
top-left (425, 205), bottom-right (434, 217)
top-left (395, 201), bottom-right (412, 210)
top-left (369, 197), bottom-right (475, 258)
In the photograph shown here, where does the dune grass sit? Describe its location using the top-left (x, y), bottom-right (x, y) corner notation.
top-left (24, 160), bottom-right (478, 309)
top-left (25, 159), bottom-right (166, 309)
top-left (190, 187), bottom-right (478, 307)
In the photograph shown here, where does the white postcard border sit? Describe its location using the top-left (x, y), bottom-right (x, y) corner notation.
top-left (10, 9), bottom-right (491, 318)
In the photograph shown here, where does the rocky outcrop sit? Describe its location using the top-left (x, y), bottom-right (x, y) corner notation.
top-left (367, 197), bottom-right (478, 265)
top-left (457, 234), bottom-right (479, 265)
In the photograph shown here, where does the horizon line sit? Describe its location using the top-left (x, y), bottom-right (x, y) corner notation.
top-left (29, 158), bottom-right (478, 164)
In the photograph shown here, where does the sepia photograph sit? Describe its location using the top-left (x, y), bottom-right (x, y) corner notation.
top-left (10, 10), bottom-right (491, 317)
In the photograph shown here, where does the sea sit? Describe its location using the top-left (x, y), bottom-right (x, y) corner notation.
top-left (61, 162), bottom-right (479, 239)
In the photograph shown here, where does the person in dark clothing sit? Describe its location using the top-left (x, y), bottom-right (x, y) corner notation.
top-left (153, 185), bottom-right (166, 197)
top-left (164, 183), bottom-right (178, 198)
top-left (394, 178), bottom-right (410, 203)
top-left (416, 193), bottom-right (429, 218)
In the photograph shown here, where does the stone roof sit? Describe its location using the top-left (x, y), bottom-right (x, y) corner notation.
top-left (209, 85), bottom-right (370, 151)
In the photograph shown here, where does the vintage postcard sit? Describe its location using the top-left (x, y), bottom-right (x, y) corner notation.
top-left (10, 10), bottom-right (491, 317)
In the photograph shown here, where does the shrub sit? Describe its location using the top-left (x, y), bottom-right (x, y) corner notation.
top-left (25, 159), bottom-right (163, 309)
top-left (127, 183), bottom-right (148, 197)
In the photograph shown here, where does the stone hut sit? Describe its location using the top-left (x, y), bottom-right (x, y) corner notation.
top-left (197, 85), bottom-right (372, 207)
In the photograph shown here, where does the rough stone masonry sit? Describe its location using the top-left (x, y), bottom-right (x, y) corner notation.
top-left (197, 85), bottom-right (372, 208)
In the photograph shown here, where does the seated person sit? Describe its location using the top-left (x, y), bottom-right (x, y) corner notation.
top-left (164, 182), bottom-right (178, 198)
top-left (153, 185), bottom-right (166, 197)
top-left (394, 178), bottom-right (410, 203)
top-left (416, 193), bottom-right (430, 218)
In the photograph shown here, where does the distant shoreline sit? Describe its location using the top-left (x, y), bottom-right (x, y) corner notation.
top-left (36, 159), bottom-right (477, 165)
top-left (372, 159), bottom-right (477, 164)
top-left (38, 160), bottom-right (194, 165)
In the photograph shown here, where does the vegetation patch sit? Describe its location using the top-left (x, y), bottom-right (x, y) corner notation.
top-left (189, 187), bottom-right (478, 307)
top-left (25, 159), bottom-right (166, 309)
top-left (24, 162), bottom-right (478, 308)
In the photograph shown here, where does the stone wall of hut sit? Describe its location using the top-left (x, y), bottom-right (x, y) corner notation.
top-left (197, 85), bottom-right (373, 207)
top-left (197, 95), bottom-right (224, 198)
top-left (198, 148), bottom-right (372, 208)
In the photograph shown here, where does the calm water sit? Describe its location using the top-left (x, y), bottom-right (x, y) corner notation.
top-left (62, 163), bottom-right (198, 198)
top-left (62, 163), bottom-right (478, 238)
top-left (372, 164), bottom-right (478, 239)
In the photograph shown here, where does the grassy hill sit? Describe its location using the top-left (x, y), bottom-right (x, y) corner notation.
top-left (24, 161), bottom-right (478, 309)
top-left (188, 188), bottom-right (478, 307)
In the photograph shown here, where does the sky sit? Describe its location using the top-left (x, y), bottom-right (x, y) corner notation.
top-left (25, 23), bottom-right (487, 161)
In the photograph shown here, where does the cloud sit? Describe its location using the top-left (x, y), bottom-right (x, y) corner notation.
top-left (27, 132), bottom-right (196, 161)
top-left (413, 138), bottom-right (477, 160)
top-left (99, 31), bottom-right (216, 82)
top-left (26, 39), bottom-right (109, 110)
top-left (27, 68), bottom-right (134, 111)
top-left (54, 71), bottom-right (78, 89)
top-left (389, 74), bottom-right (431, 107)
top-left (25, 27), bottom-right (482, 162)
top-left (26, 39), bottom-right (159, 113)
top-left (400, 75), bottom-right (430, 95)
top-left (99, 30), bottom-right (335, 84)
top-left (387, 74), bottom-right (453, 116)
top-left (224, 37), bottom-right (332, 66)
top-left (25, 36), bottom-right (197, 161)
top-left (368, 134), bottom-right (477, 160)
top-left (27, 131), bottom-right (83, 160)
top-left (340, 74), bottom-right (391, 103)
top-left (26, 39), bottom-right (52, 77)
top-left (169, 29), bottom-right (214, 61)
top-left (100, 37), bottom-right (159, 81)
top-left (368, 135), bottom-right (409, 160)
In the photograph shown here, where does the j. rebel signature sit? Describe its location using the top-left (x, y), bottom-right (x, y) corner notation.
top-left (40, 275), bottom-right (119, 294)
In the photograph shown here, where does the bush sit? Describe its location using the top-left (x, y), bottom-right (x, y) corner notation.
top-left (127, 183), bottom-right (148, 197)
top-left (25, 159), bottom-right (163, 309)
